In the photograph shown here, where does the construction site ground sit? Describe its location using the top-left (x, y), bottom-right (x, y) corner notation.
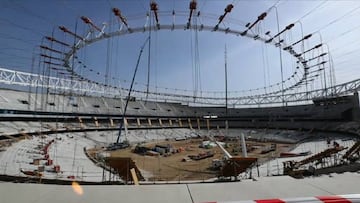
top-left (90, 138), bottom-right (295, 181)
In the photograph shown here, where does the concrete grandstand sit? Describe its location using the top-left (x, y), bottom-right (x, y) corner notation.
top-left (0, 87), bottom-right (359, 181)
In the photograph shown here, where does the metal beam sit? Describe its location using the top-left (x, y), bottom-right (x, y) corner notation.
top-left (0, 67), bottom-right (359, 106)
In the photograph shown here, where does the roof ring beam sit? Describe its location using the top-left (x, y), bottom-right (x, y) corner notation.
top-left (59, 26), bottom-right (84, 41)
top-left (81, 16), bottom-right (103, 33)
top-left (265, 23), bottom-right (294, 43)
top-left (284, 34), bottom-right (312, 51)
top-left (292, 34), bottom-right (312, 46)
top-left (45, 36), bottom-right (70, 47)
top-left (40, 54), bottom-right (64, 61)
top-left (112, 8), bottom-right (132, 32)
top-left (187, 0), bottom-right (197, 29)
top-left (40, 45), bottom-right (64, 54)
top-left (304, 61), bottom-right (327, 70)
top-left (241, 12), bottom-right (267, 36)
top-left (307, 53), bottom-right (327, 62)
top-left (214, 4), bottom-right (234, 31)
top-left (150, 1), bottom-right (160, 29)
top-left (43, 61), bottom-right (64, 67)
top-left (294, 44), bottom-right (322, 57)
top-left (172, 10), bottom-right (175, 30)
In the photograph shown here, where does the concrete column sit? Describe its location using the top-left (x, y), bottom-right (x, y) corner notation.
top-left (159, 118), bottom-right (163, 127)
top-left (124, 118), bottom-right (129, 140)
top-left (124, 118), bottom-right (128, 127)
top-left (94, 117), bottom-right (99, 127)
top-left (206, 119), bottom-right (210, 131)
top-left (110, 118), bottom-right (114, 127)
top-left (148, 118), bottom-right (152, 126)
top-left (169, 119), bottom-right (173, 126)
top-left (78, 117), bottom-right (84, 129)
top-left (178, 119), bottom-right (183, 127)
top-left (197, 118), bottom-right (201, 130)
top-left (136, 118), bottom-right (141, 127)
top-left (353, 92), bottom-right (360, 121)
top-left (225, 120), bottom-right (229, 136)
top-left (188, 118), bottom-right (193, 129)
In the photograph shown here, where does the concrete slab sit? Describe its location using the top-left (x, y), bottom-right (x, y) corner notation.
top-left (0, 173), bottom-right (359, 203)
top-left (188, 175), bottom-right (356, 203)
top-left (0, 182), bottom-right (193, 203)
top-left (299, 172), bottom-right (360, 194)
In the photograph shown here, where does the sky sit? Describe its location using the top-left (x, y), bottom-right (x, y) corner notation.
top-left (1, 0), bottom-right (360, 98)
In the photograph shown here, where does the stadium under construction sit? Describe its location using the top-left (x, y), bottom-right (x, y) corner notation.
top-left (0, 0), bottom-right (360, 203)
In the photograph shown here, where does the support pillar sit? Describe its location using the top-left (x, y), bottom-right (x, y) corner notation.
top-left (206, 119), bottom-right (210, 131)
top-left (136, 118), bottom-right (141, 127)
top-left (78, 117), bottom-right (84, 129)
top-left (94, 117), bottom-right (99, 127)
top-left (110, 118), bottom-right (114, 127)
top-left (188, 118), bottom-right (193, 129)
top-left (197, 118), bottom-right (201, 130)
top-left (124, 118), bottom-right (128, 127)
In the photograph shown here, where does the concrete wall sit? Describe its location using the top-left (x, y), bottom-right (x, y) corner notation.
top-left (1, 174), bottom-right (360, 203)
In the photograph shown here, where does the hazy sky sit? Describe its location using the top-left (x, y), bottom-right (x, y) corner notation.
top-left (1, 0), bottom-right (360, 97)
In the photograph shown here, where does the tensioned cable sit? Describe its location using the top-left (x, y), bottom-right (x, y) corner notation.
top-left (69, 20), bottom-right (79, 99)
top-left (0, 33), bottom-right (38, 45)
top-left (60, 0), bottom-right (82, 19)
top-left (231, 0), bottom-right (241, 7)
top-left (106, 0), bottom-right (113, 8)
top-left (312, 5), bottom-right (360, 33)
top-left (6, 1), bottom-right (57, 26)
top-left (298, 1), bottom-right (328, 21)
top-left (154, 19), bottom-right (159, 101)
top-left (0, 52), bottom-right (33, 60)
top-left (145, 7), bottom-right (152, 102)
top-left (326, 23), bottom-right (360, 44)
top-left (190, 20), bottom-right (196, 99)
top-left (199, 0), bottom-right (207, 11)
top-left (114, 20), bottom-right (121, 89)
top-left (260, 24), bottom-right (268, 93)
top-left (330, 40), bottom-right (360, 54)
top-left (50, 4), bottom-right (333, 99)
top-left (105, 10), bottom-right (113, 87)
top-left (0, 18), bottom-right (46, 36)
top-left (306, 3), bottom-right (360, 87)
top-left (274, 7), bottom-right (285, 105)
top-left (194, 14), bottom-right (202, 97)
top-left (139, 0), bottom-right (149, 13)
top-left (272, 0), bottom-right (281, 8)
top-left (116, 36), bottom-right (150, 143)
top-left (238, 1), bottom-right (328, 96)
top-left (334, 47), bottom-right (360, 59)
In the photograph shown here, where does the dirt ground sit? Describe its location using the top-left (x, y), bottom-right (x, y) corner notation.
top-left (96, 138), bottom-right (294, 181)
